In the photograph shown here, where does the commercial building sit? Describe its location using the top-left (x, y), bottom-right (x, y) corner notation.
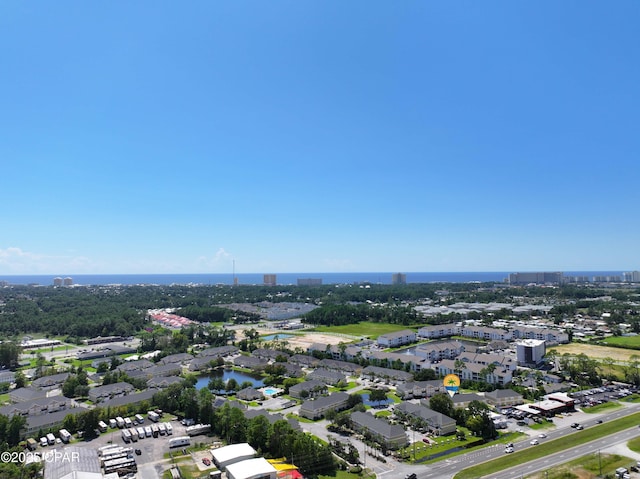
top-left (516, 339), bottom-right (546, 366)
top-left (392, 273), bottom-right (407, 285)
top-left (211, 443), bottom-right (257, 470)
top-left (225, 457), bottom-right (277, 479)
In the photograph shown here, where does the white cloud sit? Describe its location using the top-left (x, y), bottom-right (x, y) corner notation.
top-left (0, 246), bottom-right (98, 274)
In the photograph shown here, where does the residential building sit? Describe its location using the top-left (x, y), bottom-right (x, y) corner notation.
top-left (233, 356), bottom-right (269, 370)
top-left (396, 380), bottom-right (445, 399)
top-left (417, 323), bottom-right (459, 339)
top-left (361, 365), bottom-right (412, 384)
top-left (299, 392), bottom-right (349, 420)
top-left (236, 387), bottom-right (263, 401)
top-left (392, 273), bottom-right (407, 285)
top-left (459, 325), bottom-right (513, 341)
top-left (484, 389), bottom-right (524, 408)
top-left (32, 372), bottom-right (70, 390)
top-left (307, 369), bottom-right (346, 385)
top-left (377, 329), bottom-right (417, 348)
top-left (9, 387), bottom-right (47, 403)
top-left (414, 340), bottom-right (465, 361)
top-left (350, 411), bottom-right (408, 450)
top-left (288, 380), bottom-right (327, 399)
top-left (508, 272), bottom-right (564, 285)
top-left (0, 396), bottom-right (70, 418)
top-left (87, 382), bottom-right (134, 403)
top-left (395, 402), bottom-right (457, 435)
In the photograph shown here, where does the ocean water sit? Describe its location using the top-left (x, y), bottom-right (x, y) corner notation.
top-left (0, 271), bottom-right (625, 286)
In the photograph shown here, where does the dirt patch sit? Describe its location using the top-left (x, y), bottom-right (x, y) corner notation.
top-left (550, 343), bottom-right (639, 362)
top-left (281, 332), bottom-right (352, 350)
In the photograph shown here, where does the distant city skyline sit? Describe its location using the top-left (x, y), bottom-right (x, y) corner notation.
top-left (1, 2), bottom-right (639, 275)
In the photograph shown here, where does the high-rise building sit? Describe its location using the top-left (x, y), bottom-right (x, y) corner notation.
top-left (63, 277), bottom-right (73, 286)
top-left (263, 274), bottom-right (277, 286)
top-left (53, 277), bottom-right (63, 286)
top-left (516, 339), bottom-right (546, 366)
top-left (508, 272), bottom-right (563, 285)
top-left (392, 273), bottom-right (407, 285)
top-left (623, 271), bottom-right (640, 283)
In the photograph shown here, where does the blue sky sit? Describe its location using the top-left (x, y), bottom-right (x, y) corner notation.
top-left (1, 1), bottom-right (639, 275)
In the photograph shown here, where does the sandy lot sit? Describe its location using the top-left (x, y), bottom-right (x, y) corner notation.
top-left (550, 343), bottom-right (639, 362)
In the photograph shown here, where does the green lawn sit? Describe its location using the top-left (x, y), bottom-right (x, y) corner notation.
top-left (628, 436), bottom-right (640, 453)
top-left (602, 336), bottom-right (640, 349)
top-left (308, 322), bottom-right (415, 339)
top-left (527, 420), bottom-right (556, 431)
top-left (454, 411), bottom-right (640, 479)
top-left (581, 401), bottom-right (622, 413)
top-left (527, 452), bottom-right (631, 479)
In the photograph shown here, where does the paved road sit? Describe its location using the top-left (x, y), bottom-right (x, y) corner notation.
top-left (404, 402), bottom-right (640, 479)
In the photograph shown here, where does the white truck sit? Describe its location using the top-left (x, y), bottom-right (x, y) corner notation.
top-left (147, 411), bottom-right (160, 422)
top-left (98, 421), bottom-right (108, 433)
top-left (165, 422), bottom-right (173, 435)
top-left (59, 429), bottom-right (72, 443)
top-left (158, 422), bottom-right (166, 435)
top-left (168, 436), bottom-right (190, 448)
top-left (46, 433), bottom-right (55, 446)
top-left (109, 418), bottom-right (117, 429)
top-left (121, 429), bottom-right (132, 443)
top-left (116, 417), bottom-right (125, 428)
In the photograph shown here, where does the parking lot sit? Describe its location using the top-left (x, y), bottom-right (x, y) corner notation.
top-left (38, 415), bottom-right (219, 479)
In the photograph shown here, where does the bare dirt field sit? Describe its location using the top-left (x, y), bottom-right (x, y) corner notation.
top-left (283, 332), bottom-right (352, 350)
top-left (550, 343), bottom-right (639, 362)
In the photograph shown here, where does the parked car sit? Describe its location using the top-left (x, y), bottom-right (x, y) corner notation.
top-left (135, 449), bottom-right (142, 456)
top-left (202, 458), bottom-right (211, 466)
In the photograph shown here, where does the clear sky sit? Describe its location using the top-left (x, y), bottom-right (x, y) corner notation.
top-left (1, 1), bottom-right (639, 275)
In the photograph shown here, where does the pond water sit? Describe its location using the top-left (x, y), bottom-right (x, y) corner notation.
top-left (195, 368), bottom-right (265, 391)
top-left (260, 333), bottom-right (294, 341)
top-left (361, 393), bottom-right (394, 407)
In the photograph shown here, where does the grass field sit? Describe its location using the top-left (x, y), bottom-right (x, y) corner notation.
top-left (549, 343), bottom-right (640, 362)
top-left (454, 411), bottom-right (640, 479)
top-left (308, 322), bottom-right (414, 339)
top-left (527, 452), bottom-right (631, 479)
top-left (602, 335), bottom-right (640, 349)
top-left (628, 436), bottom-right (640, 453)
top-left (581, 401), bottom-right (622, 413)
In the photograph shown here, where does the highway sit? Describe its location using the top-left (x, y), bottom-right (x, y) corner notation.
top-left (408, 402), bottom-right (640, 479)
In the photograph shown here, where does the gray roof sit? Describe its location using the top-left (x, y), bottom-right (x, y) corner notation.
top-left (300, 392), bottom-right (349, 413)
top-left (32, 372), bottom-right (70, 388)
top-left (101, 389), bottom-right (155, 408)
top-left (350, 411), bottom-right (406, 442)
top-left (44, 445), bottom-right (100, 479)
